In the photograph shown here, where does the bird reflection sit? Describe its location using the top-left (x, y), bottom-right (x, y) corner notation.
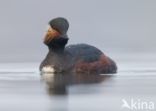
top-left (41, 73), bottom-right (112, 95)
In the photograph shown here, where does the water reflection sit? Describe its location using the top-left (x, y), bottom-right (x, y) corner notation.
top-left (41, 73), bottom-right (112, 95)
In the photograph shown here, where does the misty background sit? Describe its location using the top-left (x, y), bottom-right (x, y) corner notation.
top-left (0, 0), bottom-right (156, 62)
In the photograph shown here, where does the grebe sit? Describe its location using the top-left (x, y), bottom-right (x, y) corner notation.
top-left (40, 17), bottom-right (117, 74)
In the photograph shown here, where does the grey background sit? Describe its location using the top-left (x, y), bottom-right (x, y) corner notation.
top-left (0, 0), bottom-right (155, 62)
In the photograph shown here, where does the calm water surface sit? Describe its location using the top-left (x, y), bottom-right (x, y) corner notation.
top-left (0, 56), bottom-right (156, 111)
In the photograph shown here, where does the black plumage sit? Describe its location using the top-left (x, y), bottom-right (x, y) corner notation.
top-left (40, 17), bottom-right (117, 74)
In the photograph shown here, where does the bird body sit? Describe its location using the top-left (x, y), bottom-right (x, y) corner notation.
top-left (40, 17), bottom-right (117, 74)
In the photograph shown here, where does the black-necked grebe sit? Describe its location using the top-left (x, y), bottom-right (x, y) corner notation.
top-left (40, 17), bottom-right (117, 74)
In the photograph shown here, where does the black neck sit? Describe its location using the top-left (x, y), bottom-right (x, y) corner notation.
top-left (46, 36), bottom-right (69, 53)
top-left (49, 46), bottom-right (65, 54)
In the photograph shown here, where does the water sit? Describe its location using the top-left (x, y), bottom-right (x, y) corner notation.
top-left (0, 55), bottom-right (156, 111)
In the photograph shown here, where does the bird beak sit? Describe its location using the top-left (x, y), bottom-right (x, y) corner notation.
top-left (43, 25), bottom-right (60, 44)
